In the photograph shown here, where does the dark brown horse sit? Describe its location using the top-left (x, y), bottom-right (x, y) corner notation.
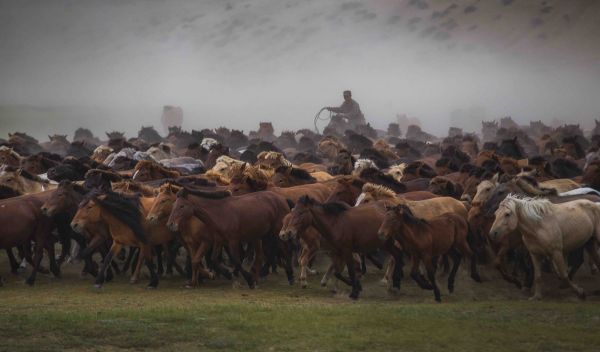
top-left (271, 165), bottom-right (317, 187)
top-left (0, 191), bottom-right (60, 285)
top-left (167, 188), bottom-right (293, 288)
top-left (279, 196), bottom-right (404, 299)
top-left (378, 204), bottom-right (481, 302)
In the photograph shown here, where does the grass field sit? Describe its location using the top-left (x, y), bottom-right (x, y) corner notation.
top-left (1, 254), bottom-right (600, 352)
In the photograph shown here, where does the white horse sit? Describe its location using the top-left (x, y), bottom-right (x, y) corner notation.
top-left (489, 194), bottom-right (600, 300)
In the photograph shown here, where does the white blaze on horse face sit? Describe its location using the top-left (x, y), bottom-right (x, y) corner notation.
top-left (355, 193), bottom-right (366, 207)
top-left (132, 170), bottom-right (140, 180)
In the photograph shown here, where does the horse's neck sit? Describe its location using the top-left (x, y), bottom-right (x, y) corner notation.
top-left (514, 205), bottom-right (549, 240)
top-left (139, 197), bottom-right (155, 217)
top-left (309, 208), bottom-right (340, 242)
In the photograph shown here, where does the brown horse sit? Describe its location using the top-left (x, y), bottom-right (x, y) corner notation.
top-left (167, 188), bottom-right (293, 288)
top-left (0, 191), bottom-right (60, 285)
top-left (0, 146), bottom-right (22, 167)
top-left (355, 183), bottom-right (467, 220)
top-left (71, 191), bottom-right (176, 288)
top-left (147, 183), bottom-right (223, 288)
top-left (132, 160), bottom-right (181, 182)
top-left (271, 165), bottom-right (317, 187)
top-left (0, 168), bottom-right (56, 195)
top-left (378, 204), bottom-right (481, 302)
top-left (20, 154), bottom-right (60, 175)
top-left (279, 196), bottom-right (403, 299)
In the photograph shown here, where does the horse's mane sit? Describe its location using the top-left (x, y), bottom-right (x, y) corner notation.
top-left (362, 183), bottom-right (397, 198)
top-left (84, 168), bottom-right (123, 182)
top-left (320, 201), bottom-right (350, 214)
top-left (112, 180), bottom-right (156, 196)
top-left (395, 204), bottom-right (428, 227)
top-left (359, 168), bottom-right (406, 192)
top-left (513, 176), bottom-right (557, 196)
top-left (59, 180), bottom-right (88, 195)
top-left (501, 194), bottom-right (552, 222)
top-left (17, 168), bottom-right (49, 183)
top-left (338, 176), bottom-right (366, 189)
top-left (275, 165), bottom-right (315, 181)
top-left (86, 191), bottom-right (147, 243)
top-left (177, 187), bottom-right (231, 199)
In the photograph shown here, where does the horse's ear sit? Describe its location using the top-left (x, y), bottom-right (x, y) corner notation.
top-left (512, 136), bottom-right (517, 142)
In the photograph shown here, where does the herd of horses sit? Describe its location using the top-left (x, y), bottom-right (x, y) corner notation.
top-left (1, 117), bottom-right (600, 302)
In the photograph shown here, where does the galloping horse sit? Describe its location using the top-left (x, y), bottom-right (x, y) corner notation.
top-left (167, 188), bottom-right (292, 288)
top-left (71, 191), bottom-right (177, 288)
top-left (279, 196), bottom-right (404, 299)
top-left (378, 204), bottom-right (481, 302)
top-left (489, 195), bottom-right (600, 300)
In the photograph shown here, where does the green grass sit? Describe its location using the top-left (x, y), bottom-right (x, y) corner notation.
top-left (1, 257), bottom-right (600, 351)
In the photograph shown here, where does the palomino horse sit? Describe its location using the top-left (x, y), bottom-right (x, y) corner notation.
top-left (167, 187), bottom-right (293, 288)
top-left (489, 195), bottom-right (600, 300)
top-left (0, 168), bottom-right (56, 195)
top-left (279, 196), bottom-right (404, 300)
top-left (71, 191), bottom-right (177, 288)
top-left (378, 204), bottom-right (481, 302)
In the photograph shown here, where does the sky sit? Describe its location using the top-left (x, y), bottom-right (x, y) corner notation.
top-left (1, 0), bottom-right (600, 139)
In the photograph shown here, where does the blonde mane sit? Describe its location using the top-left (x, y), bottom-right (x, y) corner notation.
top-left (500, 194), bottom-right (553, 223)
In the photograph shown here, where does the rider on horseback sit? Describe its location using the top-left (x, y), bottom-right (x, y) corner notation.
top-left (326, 90), bottom-right (366, 129)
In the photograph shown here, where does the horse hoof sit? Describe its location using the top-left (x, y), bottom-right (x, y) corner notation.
top-left (146, 285), bottom-right (157, 290)
top-left (301, 281), bottom-right (308, 289)
top-left (472, 274), bottom-right (482, 283)
top-left (577, 290), bottom-right (586, 300)
top-left (24, 278), bottom-right (34, 286)
top-left (379, 278), bottom-right (389, 287)
top-left (435, 298), bottom-right (441, 303)
top-left (93, 284), bottom-right (103, 289)
top-left (448, 285), bottom-right (454, 294)
top-left (349, 293), bottom-right (359, 300)
top-left (320, 282), bottom-right (327, 287)
top-left (129, 279), bottom-right (138, 285)
top-left (528, 295), bottom-right (541, 301)
top-left (288, 279), bottom-right (295, 286)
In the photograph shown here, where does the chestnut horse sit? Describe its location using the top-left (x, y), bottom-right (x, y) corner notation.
top-left (147, 183), bottom-right (226, 287)
top-left (279, 196), bottom-right (404, 299)
top-left (167, 188), bottom-right (293, 288)
top-left (378, 204), bottom-right (481, 302)
top-left (71, 191), bottom-right (177, 288)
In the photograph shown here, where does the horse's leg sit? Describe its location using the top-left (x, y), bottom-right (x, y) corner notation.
top-left (493, 244), bottom-right (521, 288)
top-left (529, 252), bottom-right (544, 300)
top-left (566, 246), bottom-right (584, 281)
top-left (551, 250), bottom-right (585, 299)
top-left (389, 248), bottom-right (404, 291)
top-left (229, 241), bottom-right (255, 289)
top-left (424, 255), bottom-right (441, 302)
top-left (584, 240), bottom-right (600, 275)
top-left (447, 249), bottom-right (462, 293)
top-left (278, 239), bottom-right (294, 285)
top-left (154, 245), bottom-right (165, 277)
top-left (320, 262), bottom-right (335, 287)
top-left (456, 236), bottom-right (482, 283)
top-left (6, 248), bottom-right (19, 275)
top-left (142, 245), bottom-right (159, 289)
top-left (359, 254), bottom-right (367, 275)
top-left (300, 244), bottom-right (317, 288)
top-left (380, 256), bottom-right (393, 286)
top-left (94, 243), bottom-right (121, 288)
top-left (45, 239), bottom-right (61, 278)
top-left (345, 255), bottom-right (360, 300)
top-left (194, 241), bottom-right (215, 280)
top-left (410, 255), bottom-right (432, 290)
top-left (251, 239), bottom-right (264, 284)
top-left (25, 241), bottom-right (44, 286)
top-left (130, 247), bottom-right (145, 284)
top-left (211, 243), bottom-right (233, 280)
top-left (122, 247), bottom-right (138, 274)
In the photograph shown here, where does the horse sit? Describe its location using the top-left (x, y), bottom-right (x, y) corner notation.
top-left (378, 204), bottom-right (481, 302)
top-left (146, 183), bottom-right (216, 287)
top-left (0, 168), bottom-right (56, 195)
top-left (0, 191), bottom-right (60, 285)
top-left (0, 146), bottom-right (22, 168)
top-left (20, 153), bottom-right (60, 175)
top-left (271, 165), bottom-right (317, 187)
top-left (583, 160), bottom-right (600, 191)
top-left (279, 196), bottom-right (403, 299)
top-left (70, 191), bottom-right (177, 289)
top-left (167, 187), bottom-right (293, 288)
top-left (355, 183), bottom-right (468, 219)
top-left (489, 195), bottom-right (600, 300)
top-left (428, 176), bottom-right (464, 199)
top-left (132, 160), bottom-right (181, 182)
